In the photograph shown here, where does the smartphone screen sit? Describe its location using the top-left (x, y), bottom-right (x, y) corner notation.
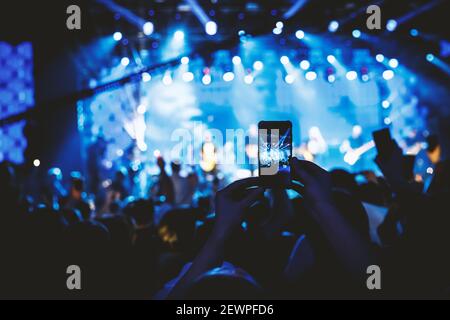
top-left (372, 128), bottom-right (394, 157)
top-left (258, 121), bottom-right (292, 177)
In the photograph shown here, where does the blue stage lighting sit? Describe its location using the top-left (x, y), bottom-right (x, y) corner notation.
top-left (113, 32), bottom-right (123, 41)
top-left (202, 74), bottom-right (212, 85)
top-left (300, 60), bottom-right (310, 70)
top-left (276, 21), bottom-right (284, 29)
top-left (295, 30), bottom-right (305, 39)
top-left (253, 61), bottom-right (264, 71)
top-left (386, 19), bottom-right (398, 32)
top-left (389, 58), bottom-right (399, 68)
top-left (273, 28), bottom-right (282, 35)
top-left (305, 71), bottom-right (317, 81)
top-left (280, 56), bottom-right (290, 65)
top-left (143, 22), bottom-right (154, 36)
top-left (232, 56), bottom-right (242, 65)
top-left (328, 21), bottom-right (339, 33)
top-left (223, 72), bottom-right (235, 82)
top-left (285, 74), bottom-right (295, 84)
top-left (181, 56), bottom-right (190, 65)
top-left (376, 54), bottom-right (385, 63)
top-left (410, 29), bottom-right (419, 37)
top-left (174, 30), bottom-right (185, 41)
top-left (205, 21), bottom-right (218, 35)
top-left (382, 70), bottom-right (395, 80)
top-left (182, 72), bottom-right (194, 82)
top-left (382, 100), bottom-right (391, 109)
top-left (352, 29), bottom-right (361, 38)
top-left (326, 55), bottom-right (336, 64)
top-left (121, 57), bottom-right (130, 67)
top-left (346, 71), bottom-right (357, 81)
top-left (426, 53), bottom-right (435, 62)
top-left (142, 72), bottom-right (151, 83)
top-left (244, 74), bottom-right (254, 84)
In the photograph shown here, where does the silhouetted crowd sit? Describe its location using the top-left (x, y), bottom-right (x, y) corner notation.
top-left (1, 135), bottom-right (449, 299)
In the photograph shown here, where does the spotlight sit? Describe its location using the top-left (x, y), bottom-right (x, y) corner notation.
top-left (305, 71), bottom-right (317, 81)
top-left (346, 71), bottom-right (357, 81)
top-left (386, 19), bottom-right (398, 32)
top-left (285, 74), bottom-right (295, 84)
top-left (362, 74), bottom-right (370, 82)
top-left (33, 159), bottom-right (40, 167)
top-left (113, 32), bottom-right (123, 41)
top-left (137, 104), bottom-right (147, 114)
top-left (174, 30), bottom-right (185, 41)
top-left (162, 73), bottom-right (173, 85)
top-left (426, 53), bottom-right (435, 62)
top-left (352, 29), bottom-right (361, 38)
top-left (276, 21), bottom-right (284, 29)
top-left (384, 117), bottom-right (392, 125)
top-left (410, 29), bottom-right (419, 37)
top-left (280, 56), bottom-right (290, 65)
top-left (382, 100), bottom-right (391, 109)
top-left (142, 72), bottom-right (151, 82)
top-left (121, 57), bottom-right (130, 67)
top-left (232, 56), bottom-right (242, 65)
top-left (376, 54), bottom-right (385, 63)
top-left (295, 30), bottom-right (305, 39)
top-left (202, 74), bottom-right (212, 85)
top-left (328, 20), bottom-right (339, 33)
top-left (382, 70), bottom-right (395, 80)
top-left (326, 55), bottom-right (336, 64)
top-left (143, 22), bottom-right (154, 36)
top-left (388, 58), bottom-right (399, 68)
top-left (181, 56), bottom-right (190, 65)
top-left (244, 74), bottom-right (254, 84)
top-left (327, 75), bottom-right (336, 83)
top-left (205, 21), bottom-right (217, 35)
top-left (273, 28), bottom-right (282, 35)
top-left (182, 72), bottom-right (194, 82)
top-left (300, 60), bottom-right (310, 70)
top-left (223, 72), bottom-right (235, 82)
top-left (253, 61), bottom-right (264, 71)
top-left (238, 30), bottom-right (246, 37)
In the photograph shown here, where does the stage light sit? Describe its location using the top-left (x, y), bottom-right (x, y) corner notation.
top-left (382, 70), bottom-right (395, 80)
top-left (328, 20), bottom-right (339, 33)
top-left (352, 29), bottom-right (361, 38)
top-left (295, 30), bottom-right (305, 40)
top-left (113, 32), bottom-right (123, 41)
top-left (205, 21), bottom-right (217, 35)
top-left (202, 74), bottom-right (212, 85)
top-left (142, 72), bottom-right (151, 82)
top-left (181, 56), bottom-right (190, 65)
top-left (327, 55), bottom-right (336, 64)
top-left (327, 75), bottom-right (336, 83)
top-left (410, 29), bottom-right (419, 37)
top-left (238, 30), bottom-right (246, 37)
top-left (162, 73), bottom-right (173, 85)
top-left (285, 74), bottom-right (295, 84)
top-left (300, 60), bottom-right (310, 70)
top-left (426, 53), bottom-right (435, 62)
top-left (346, 71), bottom-right (357, 81)
top-left (253, 61), bottom-right (264, 71)
top-left (376, 54), bottom-right (385, 63)
top-left (33, 159), bottom-right (40, 167)
top-left (223, 72), bottom-right (235, 82)
top-left (244, 74), bottom-right (254, 84)
top-left (273, 28), bottom-right (282, 35)
top-left (362, 74), bottom-right (370, 82)
top-left (382, 100), bottom-right (391, 109)
top-left (386, 19), bottom-right (398, 32)
top-left (280, 56), bottom-right (290, 65)
top-left (143, 22), bottom-right (154, 36)
top-left (276, 21), bottom-right (284, 29)
top-left (384, 117), bottom-right (392, 125)
top-left (389, 58), bottom-right (399, 68)
top-left (137, 104), bottom-right (147, 114)
top-left (232, 56), bottom-right (242, 65)
top-left (174, 30), bottom-right (185, 41)
top-left (182, 72), bottom-right (194, 82)
top-left (426, 167), bottom-right (434, 175)
top-left (305, 71), bottom-right (317, 81)
top-left (121, 57), bottom-right (130, 67)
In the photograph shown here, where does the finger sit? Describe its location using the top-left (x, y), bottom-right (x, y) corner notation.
top-left (221, 177), bottom-right (261, 194)
top-left (288, 181), bottom-right (305, 195)
top-left (240, 187), bottom-right (265, 208)
top-left (290, 158), bottom-right (312, 184)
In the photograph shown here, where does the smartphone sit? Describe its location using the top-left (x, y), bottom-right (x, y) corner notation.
top-left (402, 155), bottom-right (416, 181)
top-left (372, 128), bottom-right (395, 158)
top-left (258, 121), bottom-right (292, 184)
